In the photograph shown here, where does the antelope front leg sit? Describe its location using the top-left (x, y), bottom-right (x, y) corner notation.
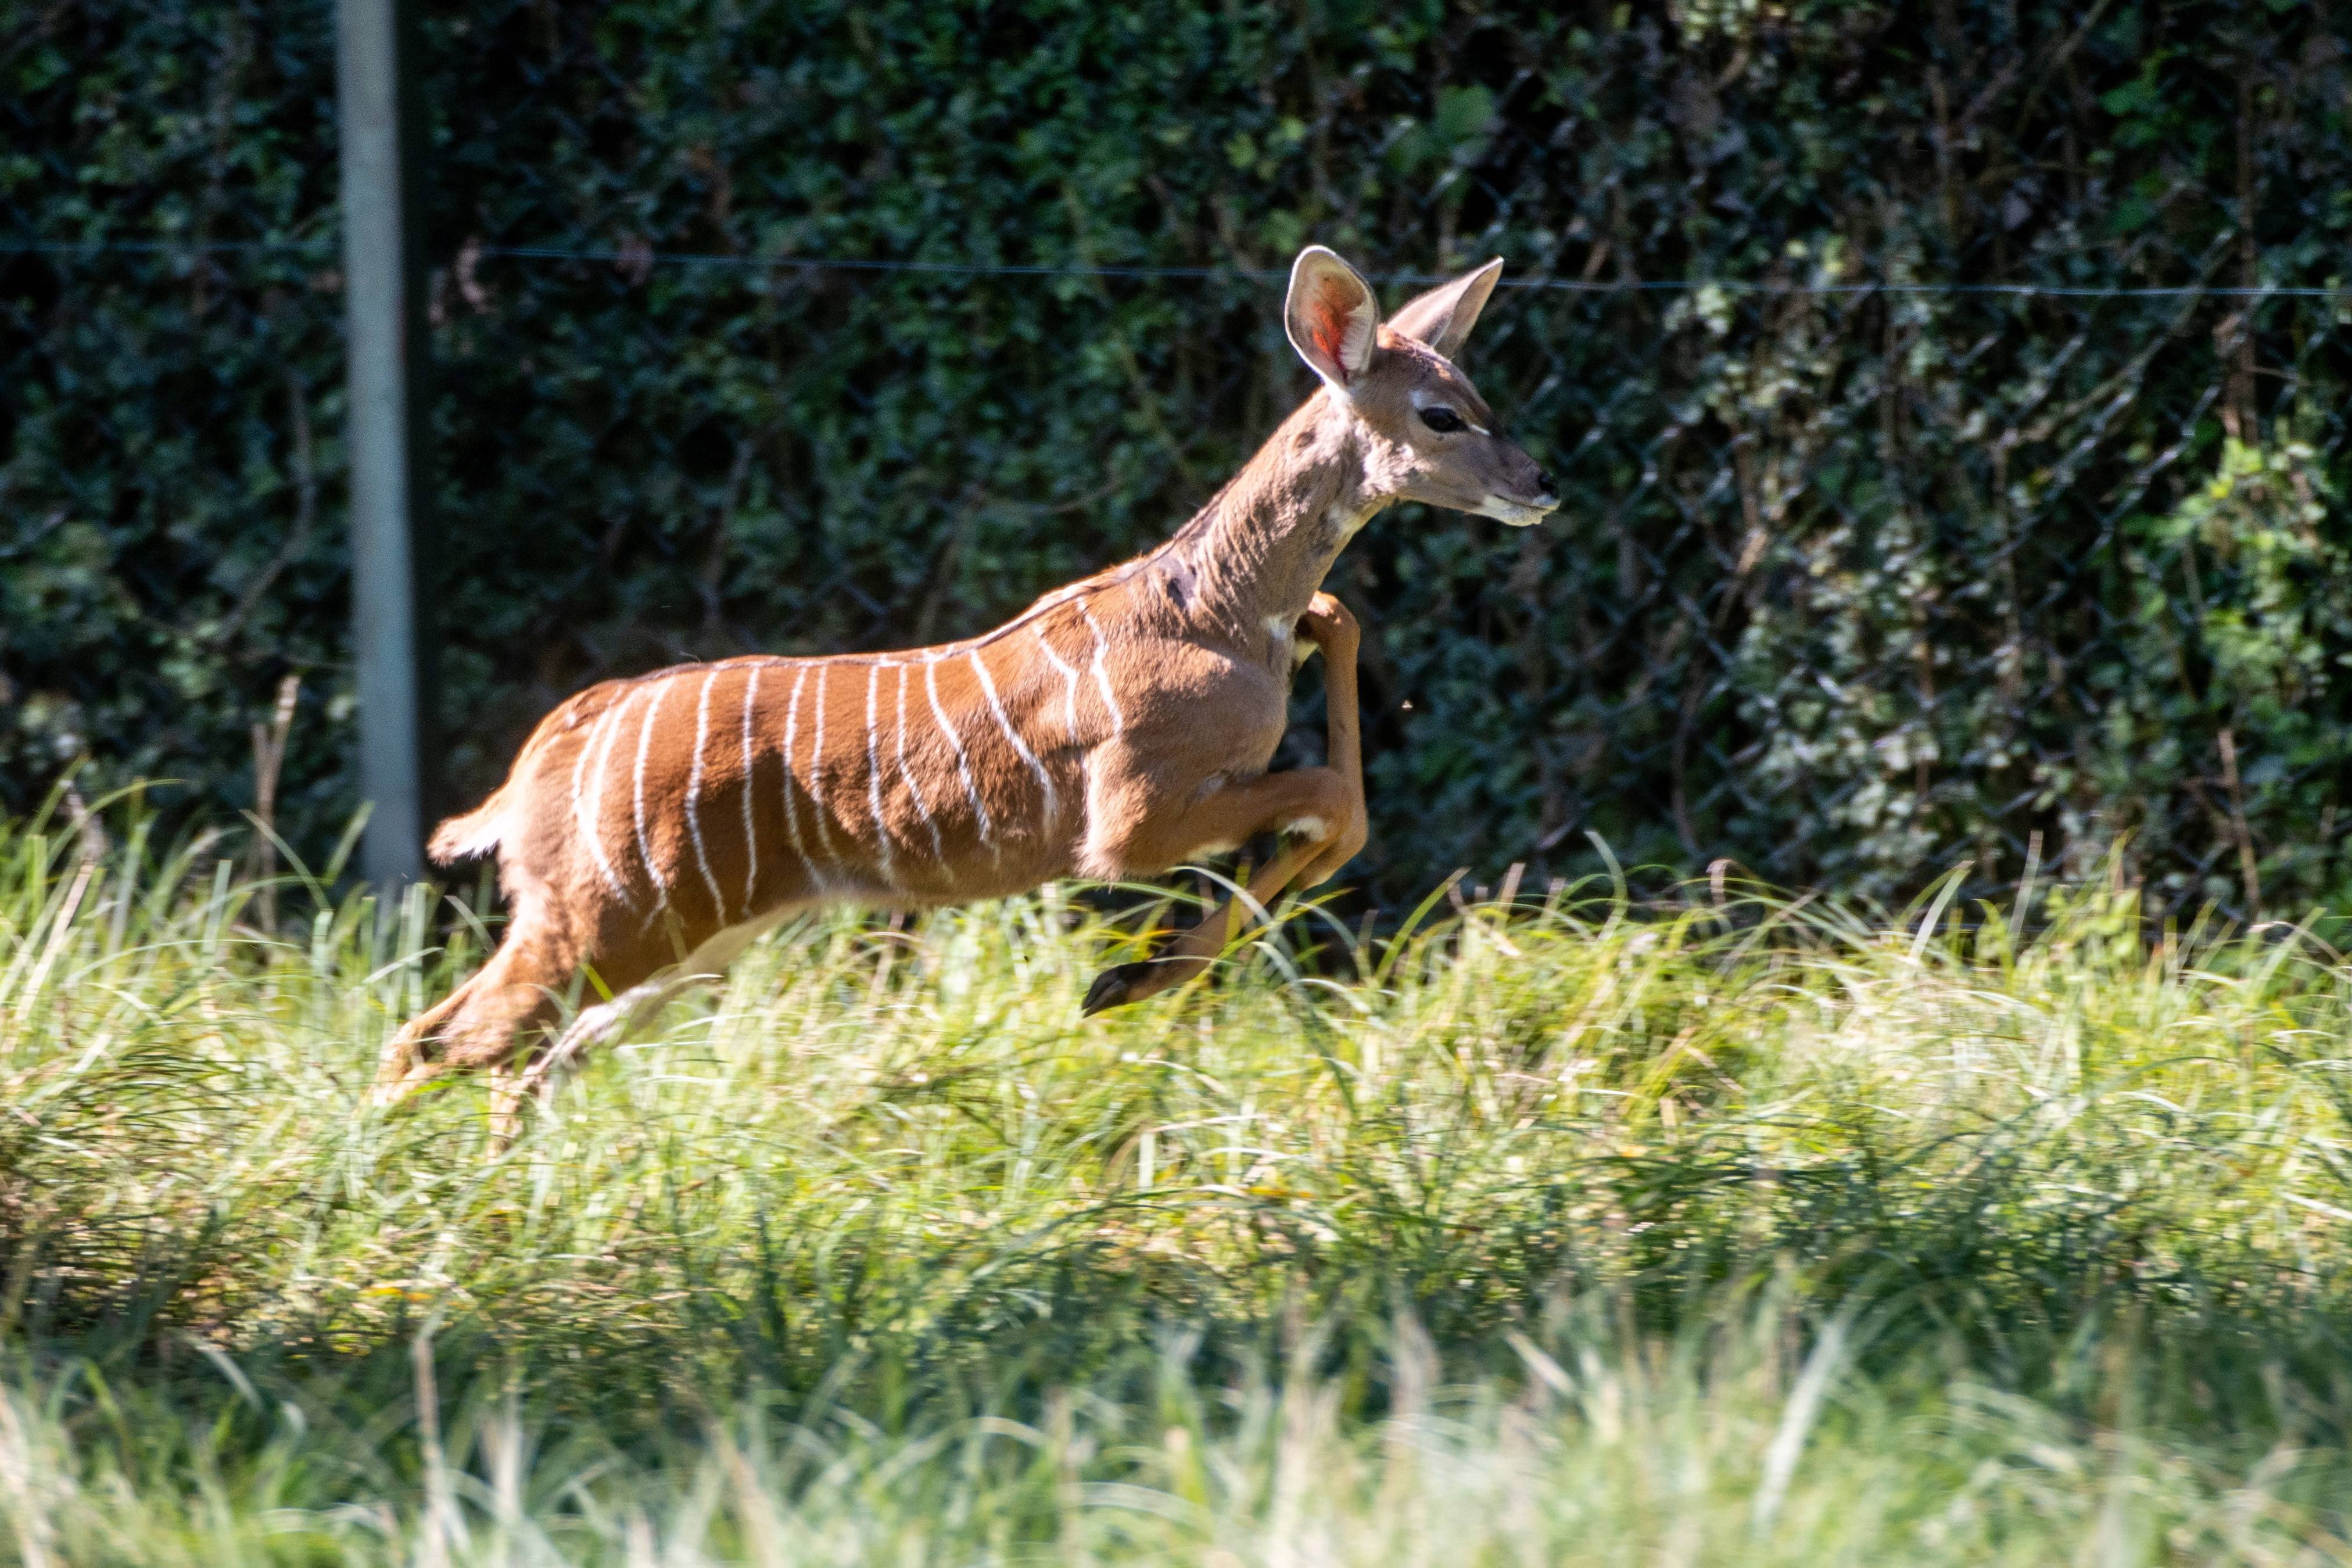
top-left (1081, 767), bottom-right (1351, 1015)
top-left (1118, 593), bottom-right (1368, 977)
top-left (1082, 598), bottom-right (1369, 1016)
top-left (1081, 833), bottom-right (1332, 1015)
top-left (1295, 592), bottom-right (1368, 888)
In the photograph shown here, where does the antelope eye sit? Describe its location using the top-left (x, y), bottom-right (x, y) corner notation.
top-left (1418, 406), bottom-right (1467, 435)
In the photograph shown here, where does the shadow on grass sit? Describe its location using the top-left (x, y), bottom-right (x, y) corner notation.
top-left (14, 1104), bottom-right (2352, 1479)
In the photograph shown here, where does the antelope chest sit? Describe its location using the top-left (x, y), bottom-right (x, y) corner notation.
top-left (1121, 637), bottom-right (1296, 778)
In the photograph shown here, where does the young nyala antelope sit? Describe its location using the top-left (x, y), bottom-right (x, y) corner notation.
top-left (381, 245), bottom-right (1559, 1120)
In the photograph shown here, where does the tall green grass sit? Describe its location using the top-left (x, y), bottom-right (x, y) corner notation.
top-left (6, 799), bottom-right (2352, 1563)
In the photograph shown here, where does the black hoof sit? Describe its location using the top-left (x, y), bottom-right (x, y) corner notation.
top-left (1082, 961), bottom-right (1156, 1017)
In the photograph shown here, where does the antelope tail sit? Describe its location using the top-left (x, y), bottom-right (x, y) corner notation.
top-left (431, 686), bottom-right (603, 865)
top-left (428, 791), bottom-right (509, 864)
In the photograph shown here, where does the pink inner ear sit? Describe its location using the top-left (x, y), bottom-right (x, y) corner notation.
top-left (1309, 277), bottom-right (1356, 369)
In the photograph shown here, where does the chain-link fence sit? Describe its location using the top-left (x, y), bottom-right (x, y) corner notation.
top-left (8, 1), bottom-right (2351, 917)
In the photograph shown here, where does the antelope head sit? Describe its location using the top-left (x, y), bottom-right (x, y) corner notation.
top-left (1283, 245), bottom-right (1560, 528)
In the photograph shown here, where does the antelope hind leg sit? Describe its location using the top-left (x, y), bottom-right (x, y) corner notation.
top-left (372, 916), bottom-right (578, 1115)
top-left (514, 976), bottom-right (673, 1103)
top-left (372, 984), bottom-right (472, 1106)
top-left (514, 909), bottom-right (789, 1107)
top-left (487, 1067), bottom-right (525, 1151)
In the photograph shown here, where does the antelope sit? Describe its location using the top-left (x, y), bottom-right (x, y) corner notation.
top-left (378, 245), bottom-right (1558, 1117)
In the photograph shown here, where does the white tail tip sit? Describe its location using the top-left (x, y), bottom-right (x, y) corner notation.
top-left (427, 802), bottom-right (505, 864)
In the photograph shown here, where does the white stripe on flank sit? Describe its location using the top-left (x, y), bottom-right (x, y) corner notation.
top-left (895, 661), bottom-right (945, 862)
top-left (590, 691), bottom-right (646, 907)
top-left (1033, 623), bottom-right (1082, 743)
top-left (864, 662), bottom-right (896, 885)
top-left (631, 678), bottom-right (673, 910)
top-left (1078, 598), bottom-right (1125, 737)
top-left (684, 668), bottom-right (726, 920)
top-left (781, 665), bottom-right (820, 884)
top-left (925, 654), bottom-right (993, 844)
top-left (808, 662), bottom-right (846, 869)
top-left (571, 697), bottom-right (636, 910)
top-left (738, 663), bottom-right (761, 909)
top-left (568, 705), bottom-right (601, 828)
top-left (969, 647), bottom-right (1056, 825)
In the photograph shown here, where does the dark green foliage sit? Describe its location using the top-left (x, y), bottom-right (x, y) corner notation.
top-left (6, 1), bottom-right (2351, 912)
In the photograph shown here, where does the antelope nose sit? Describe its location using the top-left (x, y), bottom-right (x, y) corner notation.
top-left (1533, 470), bottom-right (1558, 501)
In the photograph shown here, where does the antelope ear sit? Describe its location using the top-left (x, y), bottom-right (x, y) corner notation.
top-left (1284, 246), bottom-right (1379, 392)
top-left (1385, 257), bottom-right (1503, 360)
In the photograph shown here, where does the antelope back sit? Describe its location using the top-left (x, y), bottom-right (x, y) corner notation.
top-left (499, 593), bottom-right (1142, 949)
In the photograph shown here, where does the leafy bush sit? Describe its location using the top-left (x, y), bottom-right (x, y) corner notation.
top-left (6, 1), bottom-right (2351, 912)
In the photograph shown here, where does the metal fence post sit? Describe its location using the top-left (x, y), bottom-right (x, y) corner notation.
top-left (336, 0), bottom-right (434, 891)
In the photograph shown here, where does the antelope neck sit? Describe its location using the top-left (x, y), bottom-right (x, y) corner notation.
top-left (1155, 393), bottom-right (1385, 647)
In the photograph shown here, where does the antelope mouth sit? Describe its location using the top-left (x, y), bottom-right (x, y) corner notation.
top-left (1480, 493), bottom-right (1559, 528)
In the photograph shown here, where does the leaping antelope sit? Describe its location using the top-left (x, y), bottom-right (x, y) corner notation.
top-left (379, 245), bottom-right (1558, 1113)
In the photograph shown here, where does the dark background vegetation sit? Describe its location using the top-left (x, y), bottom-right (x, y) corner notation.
top-left (6, 0), bottom-right (2352, 915)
